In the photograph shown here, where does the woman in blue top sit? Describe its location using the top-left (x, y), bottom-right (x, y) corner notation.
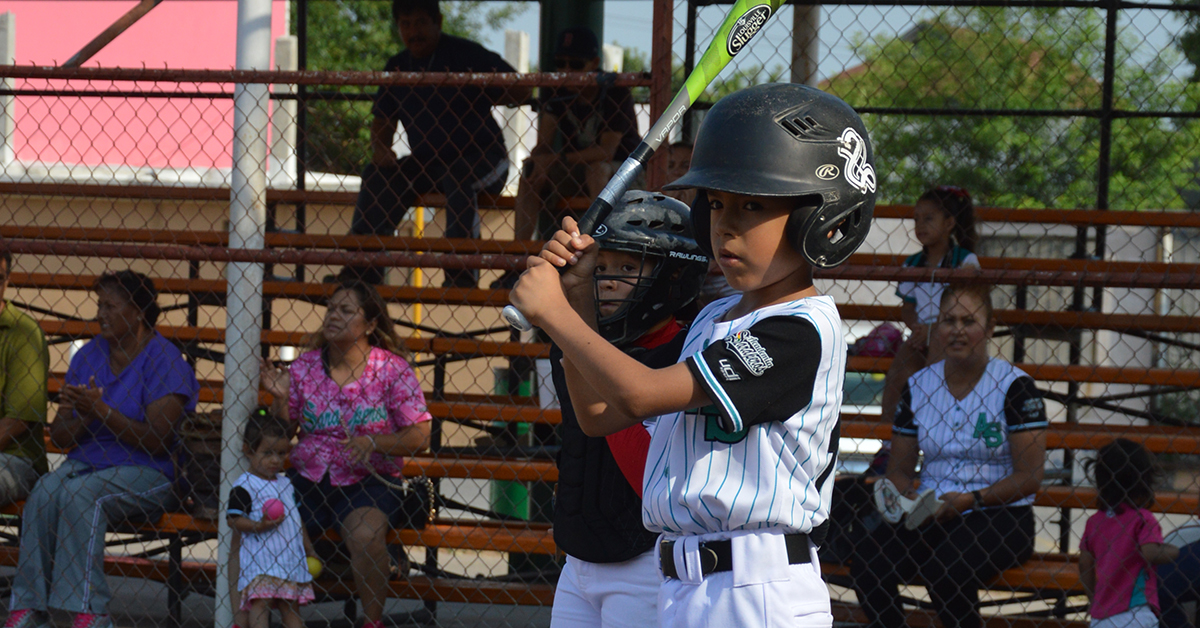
top-left (5, 271), bottom-right (199, 628)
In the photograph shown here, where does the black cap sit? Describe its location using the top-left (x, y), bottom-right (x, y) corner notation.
top-left (555, 26), bottom-right (599, 59)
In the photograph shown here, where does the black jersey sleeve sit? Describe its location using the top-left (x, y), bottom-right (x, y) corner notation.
top-left (685, 317), bottom-right (822, 433)
top-left (892, 382), bottom-right (918, 437)
top-left (1004, 376), bottom-right (1048, 432)
top-left (227, 486), bottom-right (252, 519)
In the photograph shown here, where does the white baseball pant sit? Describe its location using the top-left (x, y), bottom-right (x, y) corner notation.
top-left (550, 549), bottom-right (659, 628)
top-left (657, 528), bottom-right (833, 628)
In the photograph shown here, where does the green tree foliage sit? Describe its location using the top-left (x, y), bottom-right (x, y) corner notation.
top-left (820, 7), bottom-right (1200, 210)
top-left (295, 1), bottom-right (527, 174)
top-left (1176, 0), bottom-right (1200, 83)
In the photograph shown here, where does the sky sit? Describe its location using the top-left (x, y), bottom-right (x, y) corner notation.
top-left (477, 1), bottom-right (1190, 84)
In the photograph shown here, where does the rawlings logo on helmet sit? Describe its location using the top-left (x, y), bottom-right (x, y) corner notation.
top-left (815, 164), bottom-right (840, 180)
top-left (837, 127), bottom-right (876, 194)
top-left (669, 250), bottom-right (708, 263)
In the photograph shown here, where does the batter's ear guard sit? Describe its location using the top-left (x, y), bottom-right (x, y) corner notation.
top-left (794, 198), bottom-right (873, 269)
top-left (690, 190), bottom-right (713, 258)
top-left (784, 195), bottom-right (873, 269)
top-left (693, 190), bottom-right (872, 268)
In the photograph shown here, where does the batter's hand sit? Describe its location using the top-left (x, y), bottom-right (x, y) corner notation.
top-left (540, 216), bottom-right (598, 296)
top-left (509, 256), bottom-right (570, 328)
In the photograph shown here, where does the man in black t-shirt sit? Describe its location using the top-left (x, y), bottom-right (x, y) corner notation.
top-left (493, 26), bottom-right (640, 289)
top-left (350, 0), bottom-right (529, 287)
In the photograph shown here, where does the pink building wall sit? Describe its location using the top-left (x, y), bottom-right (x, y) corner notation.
top-left (0, 0), bottom-right (290, 170)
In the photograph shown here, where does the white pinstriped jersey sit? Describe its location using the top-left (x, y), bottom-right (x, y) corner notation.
top-left (228, 472), bottom-right (311, 589)
top-left (892, 358), bottom-right (1048, 507)
top-left (642, 294), bottom-right (844, 536)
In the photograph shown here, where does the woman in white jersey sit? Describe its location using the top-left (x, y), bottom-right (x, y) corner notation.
top-left (851, 283), bottom-right (1047, 628)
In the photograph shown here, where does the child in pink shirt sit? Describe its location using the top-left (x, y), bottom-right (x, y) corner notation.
top-left (1080, 439), bottom-right (1179, 628)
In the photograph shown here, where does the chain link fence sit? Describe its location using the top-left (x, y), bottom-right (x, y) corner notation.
top-left (0, 0), bottom-right (1193, 626)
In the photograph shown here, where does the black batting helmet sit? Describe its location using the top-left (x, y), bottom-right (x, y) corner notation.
top-left (664, 83), bottom-right (876, 268)
top-left (592, 191), bottom-right (707, 347)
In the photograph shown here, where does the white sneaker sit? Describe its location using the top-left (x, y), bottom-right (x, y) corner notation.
top-left (903, 489), bottom-right (943, 530)
top-left (873, 478), bottom-right (907, 524)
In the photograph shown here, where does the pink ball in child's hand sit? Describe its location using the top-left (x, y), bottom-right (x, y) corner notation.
top-left (263, 499), bottom-right (285, 520)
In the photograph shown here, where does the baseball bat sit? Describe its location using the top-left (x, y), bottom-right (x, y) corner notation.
top-left (502, 0), bottom-right (787, 332)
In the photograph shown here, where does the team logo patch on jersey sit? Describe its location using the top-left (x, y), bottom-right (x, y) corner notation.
top-left (836, 127), bottom-right (877, 194)
top-left (972, 413), bottom-right (1004, 448)
top-left (725, 330), bottom-right (773, 376)
top-left (1021, 397), bottom-right (1045, 419)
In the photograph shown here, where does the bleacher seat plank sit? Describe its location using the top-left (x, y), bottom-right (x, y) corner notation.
top-left (404, 455), bottom-right (557, 482)
top-left (846, 254), bottom-right (1200, 277)
top-left (1047, 422), bottom-right (1200, 455)
top-left (846, 356), bottom-right (1200, 387)
top-left (829, 602), bottom-right (1088, 628)
top-left (50, 376), bottom-right (562, 425)
top-left (14, 273), bottom-right (515, 307)
top-left (0, 183), bottom-right (589, 213)
top-left (1037, 485), bottom-right (1198, 514)
top-left (6, 188), bottom-right (1198, 229)
top-left (15, 270), bottom-right (1196, 331)
top-left (394, 523), bottom-right (554, 555)
top-left (38, 321), bottom-right (550, 359)
top-left (873, 203), bottom-right (1200, 229)
top-left (823, 553), bottom-right (1082, 595)
top-left (0, 545), bottom-right (556, 608)
top-left (428, 401), bottom-right (561, 426)
top-left (20, 269), bottom-right (1197, 329)
top-left (317, 522), bottom-right (556, 555)
top-left (390, 577), bottom-right (556, 606)
top-left (18, 267), bottom-right (1197, 332)
top-left (842, 419), bottom-right (1200, 456)
top-left (837, 303), bottom-right (1200, 334)
top-left (13, 258), bottom-right (1198, 285)
top-left (0, 227), bottom-right (542, 256)
top-left (41, 321), bottom-right (1200, 386)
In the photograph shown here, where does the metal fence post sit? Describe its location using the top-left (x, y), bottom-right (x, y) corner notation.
top-left (216, 2), bottom-right (273, 627)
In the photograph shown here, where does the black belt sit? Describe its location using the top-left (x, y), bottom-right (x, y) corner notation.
top-left (659, 532), bottom-right (810, 580)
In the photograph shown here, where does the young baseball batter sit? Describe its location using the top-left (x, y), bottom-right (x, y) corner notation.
top-left (512, 83), bottom-right (877, 627)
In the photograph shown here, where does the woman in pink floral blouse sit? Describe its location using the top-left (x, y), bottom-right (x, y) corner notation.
top-left (260, 279), bottom-right (431, 628)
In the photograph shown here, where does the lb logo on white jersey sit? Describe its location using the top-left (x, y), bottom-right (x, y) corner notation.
top-left (837, 127), bottom-right (876, 194)
top-left (725, 330), bottom-right (773, 376)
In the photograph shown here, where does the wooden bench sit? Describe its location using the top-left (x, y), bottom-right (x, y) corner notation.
top-left (0, 520), bottom-right (559, 616)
